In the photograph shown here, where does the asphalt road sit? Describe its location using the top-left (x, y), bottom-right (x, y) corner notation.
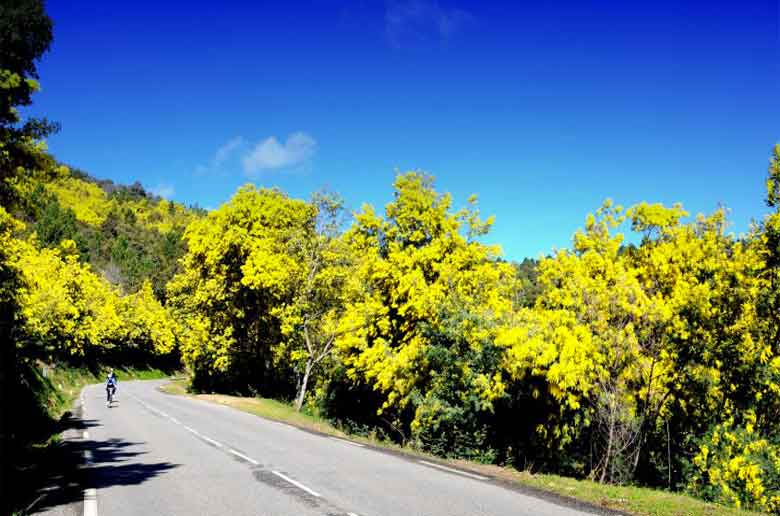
top-left (39, 380), bottom-right (607, 516)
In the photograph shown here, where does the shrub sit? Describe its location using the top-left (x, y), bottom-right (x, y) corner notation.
top-left (687, 416), bottom-right (780, 513)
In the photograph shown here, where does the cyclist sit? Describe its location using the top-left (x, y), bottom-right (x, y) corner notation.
top-left (106, 369), bottom-right (118, 407)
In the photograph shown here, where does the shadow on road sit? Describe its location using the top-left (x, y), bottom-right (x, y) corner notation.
top-left (23, 410), bottom-right (178, 514)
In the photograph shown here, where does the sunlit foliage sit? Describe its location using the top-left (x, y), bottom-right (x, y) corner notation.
top-left (335, 172), bottom-right (516, 441)
top-left (168, 185), bottom-right (315, 394)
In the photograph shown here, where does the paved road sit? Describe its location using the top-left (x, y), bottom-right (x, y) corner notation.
top-left (43, 380), bottom-right (606, 516)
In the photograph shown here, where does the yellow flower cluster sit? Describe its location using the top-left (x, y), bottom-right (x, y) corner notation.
top-left (689, 418), bottom-right (780, 513)
top-left (48, 175), bottom-right (199, 233)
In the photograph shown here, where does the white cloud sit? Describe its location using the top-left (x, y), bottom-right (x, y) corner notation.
top-left (151, 183), bottom-right (175, 199)
top-left (242, 132), bottom-right (317, 174)
top-left (214, 136), bottom-right (245, 165)
top-left (195, 136), bottom-right (245, 175)
top-left (385, 0), bottom-right (472, 48)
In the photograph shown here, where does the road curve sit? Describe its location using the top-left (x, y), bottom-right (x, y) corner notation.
top-left (54, 380), bottom-right (607, 516)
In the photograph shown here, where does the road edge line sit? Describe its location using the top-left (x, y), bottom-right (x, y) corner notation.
top-left (418, 460), bottom-right (488, 481)
top-left (329, 437), bottom-right (365, 448)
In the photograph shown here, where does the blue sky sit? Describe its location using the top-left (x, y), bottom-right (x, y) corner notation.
top-left (29, 0), bottom-right (779, 260)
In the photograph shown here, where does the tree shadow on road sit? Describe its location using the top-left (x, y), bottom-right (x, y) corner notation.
top-left (16, 411), bottom-right (178, 514)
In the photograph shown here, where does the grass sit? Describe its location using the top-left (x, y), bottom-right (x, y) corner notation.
top-left (160, 378), bottom-right (766, 516)
top-left (454, 469), bottom-right (763, 516)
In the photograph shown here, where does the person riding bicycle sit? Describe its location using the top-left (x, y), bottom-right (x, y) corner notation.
top-left (106, 369), bottom-right (118, 405)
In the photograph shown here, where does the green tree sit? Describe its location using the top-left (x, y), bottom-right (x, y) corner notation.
top-left (33, 192), bottom-right (78, 247)
top-left (0, 0), bottom-right (59, 205)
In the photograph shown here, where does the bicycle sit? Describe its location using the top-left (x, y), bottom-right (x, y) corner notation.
top-left (106, 384), bottom-right (117, 407)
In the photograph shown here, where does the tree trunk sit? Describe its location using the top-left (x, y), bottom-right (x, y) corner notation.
top-left (294, 360), bottom-right (313, 412)
top-left (600, 407), bottom-right (615, 484)
top-left (666, 419), bottom-right (672, 490)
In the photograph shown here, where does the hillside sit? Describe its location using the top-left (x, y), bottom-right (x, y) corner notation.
top-left (15, 167), bottom-right (204, 298)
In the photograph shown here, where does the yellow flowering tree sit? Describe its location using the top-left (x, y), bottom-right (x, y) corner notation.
top-left (168, 185), bottom-right (314, 394)
top-left (121, 280), bottom-right (178, 355)
top-left (335, 172), bottom-right (516, 449)
top-left (16, 237), bottom-right (124, 357)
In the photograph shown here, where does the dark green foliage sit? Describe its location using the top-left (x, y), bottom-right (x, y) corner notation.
top-left (33, 189), bottom-right (78, 247)
top-left (408, 307), bottom-right (504, 461)
top-left (315, 364), bottom-right (394, 438)
top-left (0, 0), bottom-right (59, 206)
top-left (0, 0), bottom-right (52, 101)
top-left (512, 258), bottom-right (541, 308)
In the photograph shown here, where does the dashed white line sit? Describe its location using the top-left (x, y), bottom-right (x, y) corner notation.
top-left (81, 391), bottom-right (96, 515)
top-left (199, 434), bottom-right (224, 448)
top-left (182, 425), bottom-right (224, 448)
top-left (83, 488), bottom-right (97, 516)
top-left (330, 437), bottom-right (365, 448)
top-left (129, 394), bottom-right (328, 502)
top-left (227, 448), bottom-right (259, 465)
top-left (271, 470), bottom-right (322, 497)
top-left (417, 460), bottom-right (488, 481)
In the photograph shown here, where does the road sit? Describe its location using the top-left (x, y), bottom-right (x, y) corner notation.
top-left (38, 380), bottom-right (609, 516)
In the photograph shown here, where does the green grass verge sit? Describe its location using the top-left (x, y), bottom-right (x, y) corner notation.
top-left (160, 378), bottom-right (765, 516)
top-left (478, 471), bottom-right (761, 516)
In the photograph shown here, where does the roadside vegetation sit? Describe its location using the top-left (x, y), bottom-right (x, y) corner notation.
top-left (2, 1), bottom-right (779, 515)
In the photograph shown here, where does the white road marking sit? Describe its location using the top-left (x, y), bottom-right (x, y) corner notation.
top-left (227, 448), bottom-right (259, 465)
top-left (199, 434), bottom-right (224, 448)
top-left (417, 460), bottom-right (488, 481)
top-left (271, 471), bottom-right (322, 497)
top-left (127, 392), bottom-right (330, 502)
top-left (182, 425), bottom-right (224, 448)
top-left (83, 488), bottom-right (97, 516)
top-left (330, 437), bottom-right (365, 448)
top-left (82, 388), bottom-right (98, 516)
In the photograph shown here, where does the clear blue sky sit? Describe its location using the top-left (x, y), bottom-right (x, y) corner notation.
top-left (28, 0), bottom-right (779, 260)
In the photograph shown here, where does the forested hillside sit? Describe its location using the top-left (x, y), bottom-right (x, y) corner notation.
top-left (15, 168), bottom-right (204, 296)
top-left (2, 0), bottom-right (779, 514)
